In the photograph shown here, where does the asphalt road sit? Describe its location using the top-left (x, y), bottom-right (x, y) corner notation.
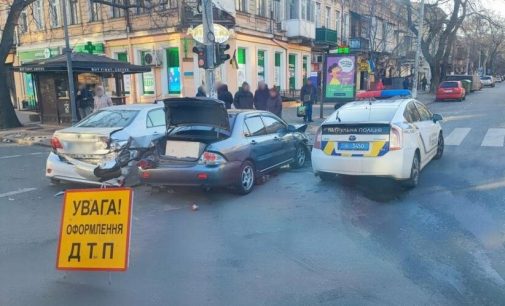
top-left (2, 84), bottom-right (505, 305)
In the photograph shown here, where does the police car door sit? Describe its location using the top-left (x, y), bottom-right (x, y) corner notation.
top-left (414, 101), bottom-right (438, 160)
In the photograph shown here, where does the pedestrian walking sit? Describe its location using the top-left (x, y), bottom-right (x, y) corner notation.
top-left (421, 76), bottom-right (428, 91)
top-left (93, 86), bottom-right (113, 112)
top-left (300, 79), bottom-right (316, 122)
top-left (266, 87), bottom-right (282, 118)
top-left (233, 82), bottom-right (254, 109)
top-left (196, 85), bottom-right (206, 97)
top-left (253, 81), bottom-right (269, 110)
top-left (76, 84), bottom-right (93, 120)
top-left (402, 77), bottom-right (410, 90)
top-left (217, 84), bottom-right (233, 109)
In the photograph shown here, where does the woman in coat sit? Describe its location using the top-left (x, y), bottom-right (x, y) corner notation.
top-left (93, 86), bottom-right (113, 112)
top-left (266, 87), bottom-right (282, 118)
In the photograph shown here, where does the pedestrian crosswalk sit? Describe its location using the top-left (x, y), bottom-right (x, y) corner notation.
top-left (444, 127), bottom-right (505, 147)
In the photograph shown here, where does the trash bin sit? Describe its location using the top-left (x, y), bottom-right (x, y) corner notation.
top-left (461, 80), bottom-right (472, 94)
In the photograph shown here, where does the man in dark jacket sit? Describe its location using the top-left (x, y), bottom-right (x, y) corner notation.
top-left (266, 87), bottom-right (282, 118)
top-left (300, 79), bottom-right (317, 122)
top-left (234, 82), bottom-right (254, 109)
top-left (196, 85), bottom-right (206, 97)
top-left (76, 84), bottom-right (93, 120)
top-left (402, 77), bottom-right (410, 90)
top-left (253, 81), bottom-right (269, 110)
top-left (217, 84), bottom-right (234, 109)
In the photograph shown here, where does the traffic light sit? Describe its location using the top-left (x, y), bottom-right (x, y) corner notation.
top-left (215, 43), bottom-right (231, 67)
top-left (193, 44), bottom-right (208, 69)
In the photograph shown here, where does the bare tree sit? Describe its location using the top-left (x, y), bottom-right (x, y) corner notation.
top-left (0, 0), bottom-right (38, 128)
top-left (405, 0), bottom-right (470, 91)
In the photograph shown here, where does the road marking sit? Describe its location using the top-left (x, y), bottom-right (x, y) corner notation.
top-left (481, 128), bottom-right (505, 147)
top-left (445, 128), bottom-right (471, 146)
top-left (0, 187), bottom-right (37, 198)
top-left (0, 152), bottom-right (45, 159)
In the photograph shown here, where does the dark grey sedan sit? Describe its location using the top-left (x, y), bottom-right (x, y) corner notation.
top-left (138, 98), bottom-right (309, 194)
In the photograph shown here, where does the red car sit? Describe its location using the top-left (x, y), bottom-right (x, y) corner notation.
top-left (436, 81), bottom-right (466, 102)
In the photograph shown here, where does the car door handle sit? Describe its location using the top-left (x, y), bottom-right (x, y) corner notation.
top-left (251, 140), bottom-right (257, 145)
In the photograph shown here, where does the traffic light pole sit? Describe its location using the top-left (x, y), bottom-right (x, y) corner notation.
top-left (202, 0), bottom-right (216, 97)
top-left (412, 0), bottom-right (424, 98)
top-left (61, 0), bottom-right (78, 124)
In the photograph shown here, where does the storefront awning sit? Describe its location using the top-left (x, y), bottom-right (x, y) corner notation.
top-left (15, 53), bottom-right (150, 74)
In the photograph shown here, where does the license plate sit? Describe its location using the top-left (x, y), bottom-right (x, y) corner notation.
top-left (338, 142), bottom-right (369, 151)
top-left (444, 89), bottom-right (452, 93)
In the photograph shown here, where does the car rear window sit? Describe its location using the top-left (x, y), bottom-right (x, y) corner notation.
top-left (481, 76), bottom-right (491, 80)
top-left (440, 82), bottom-right (458, 88)
top-left (77, 110), bottom-right (139, 128)
top-left (335, 106), bottom-right (397, 122)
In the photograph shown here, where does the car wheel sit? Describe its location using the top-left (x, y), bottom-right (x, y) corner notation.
top-left (236, 161), bottom-right (255, 195)
top-left (434, 133), bottom-right (444, 160)
top-left (291, 146), bottom-right (307, 169)
top-left (319, 172), bottom-right (335, 181)
top-left (402, 153), bottom-right (420, 189)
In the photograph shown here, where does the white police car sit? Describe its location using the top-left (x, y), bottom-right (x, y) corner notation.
top-left (311, 98), bottom-right (444, 187)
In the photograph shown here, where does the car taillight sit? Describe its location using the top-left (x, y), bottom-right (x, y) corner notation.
top-left (51, 137), bottom-right (63, 150)
top-left (390, 125), bottom-right (402, 151)
top-left (137, 159), bottom-right (155, 170)
top-left (313, 127), bottom-right (322, 149)
top-left (198, 151), bottom-right (226, 166)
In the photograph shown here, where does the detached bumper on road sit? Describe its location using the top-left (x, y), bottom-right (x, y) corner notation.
top-left (139, 161), bottom-right (242, 187)
top-left (311, 148), bottom-right (413, 180)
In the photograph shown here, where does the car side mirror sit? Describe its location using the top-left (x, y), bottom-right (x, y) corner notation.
top-left (432, 113), bottom-right (443, 122)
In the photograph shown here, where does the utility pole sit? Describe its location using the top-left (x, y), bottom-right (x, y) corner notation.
top-left (61, 0), bottom-right (78, 124)
top-left (202, 0), bottom-right (216, 97)
top-left (412, 0), bottom-right (424, 98)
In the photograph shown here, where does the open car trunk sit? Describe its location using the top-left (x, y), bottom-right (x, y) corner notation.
top-left (160, 98), bottom-right (231, 161)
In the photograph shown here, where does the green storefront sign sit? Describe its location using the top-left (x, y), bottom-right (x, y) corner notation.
top-left (74, 42), bottom-right (105, 54)
top-left (18, 48), bottom-right (60, 63)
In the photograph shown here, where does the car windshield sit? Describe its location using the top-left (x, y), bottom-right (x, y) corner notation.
top-left (440, 82), bottom-right (458, 88)
top-left (76, 109), bottom-right (139, 128)
top-left (335, 105), bottom-right (398, 122)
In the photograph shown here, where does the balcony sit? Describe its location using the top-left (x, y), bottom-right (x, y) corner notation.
top-left (315, 28), bottom-right (338, 46)
top-left (349, 37), bottom-right (369, 52)
top-left (282, 19), bottom-right (315, 40)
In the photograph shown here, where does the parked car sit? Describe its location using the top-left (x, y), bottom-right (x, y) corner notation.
top-left (46, 103), bottom-right (166, 186)
top-left (495, 75), bottom-right (503, 83)
top-left (436, 81), bottom-right (466, 102)
top-left (138, 98), bottom-right (310, 195)
top-left (311, 99), bottom-right (444, 188)
top-left (480, 75), bottom-right (495, 87)
top-left (445, 74), bottom-right (482, 92)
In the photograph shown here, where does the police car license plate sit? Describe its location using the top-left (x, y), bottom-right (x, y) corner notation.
top-left (338, 142), bottom-right (369, 151)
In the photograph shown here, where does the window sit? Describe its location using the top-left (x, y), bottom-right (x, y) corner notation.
top-left (336, 10), bottom-right (341, 33)
top-left (315, 3), bottom-right (320, 27)
top-left (325, 6), bottom-right (330, 28)
top-left (301, 0), bottom-right (307, 20)
top-left (257, 0), bottom-right (266, 17)
top-left (286, 0), bottom-right (298, 19)
top-left (89, 0), bottom-right (102, 21)
top-left (77, 110), bottom-right (139, 128)
top-left (415, 102), bottom-right (432, 121)
top-left (236, 0), bottom-right (247, 12)
top-left (33, 0), bottom-right (44, 30)
top-left (132, 0), bottom-right (146, 15)
top-left (288, 54), bottom-right (296, 90)
top-left (257, 50), bottom-right (266, 82)
top-left (19, 10), bottom-right (28, 33)
top-left (112, 0), bottom-right (124, 18)
top-left (49, 0), bottom-right (60, 27)
top-left (67, 0), bottom-right (80, 25)
top-left (146, 109), bottom-right (166, 128)
top-left (343, 13), bottom-right (349, 41)
top-left (440, 81), bottom-right (458, 88)
top-left (336, 107), bottom-right (398, 122)
top-left (404, 102), bottom-right (421, 123)
top-left (273, 0), bottom-right (281, 22)
top-left (262, 116), bottom-right (286, 134)
top-left (244, 116), bottom-right (266, 137)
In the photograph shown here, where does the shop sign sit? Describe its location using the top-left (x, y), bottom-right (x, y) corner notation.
top-left (18, 48), bottom-right (60, 63)
top-left (323, 54), bottom-right (356, 102)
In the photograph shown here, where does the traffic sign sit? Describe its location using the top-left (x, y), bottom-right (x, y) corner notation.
top-left (56, 188), bottom-right (133, 271)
